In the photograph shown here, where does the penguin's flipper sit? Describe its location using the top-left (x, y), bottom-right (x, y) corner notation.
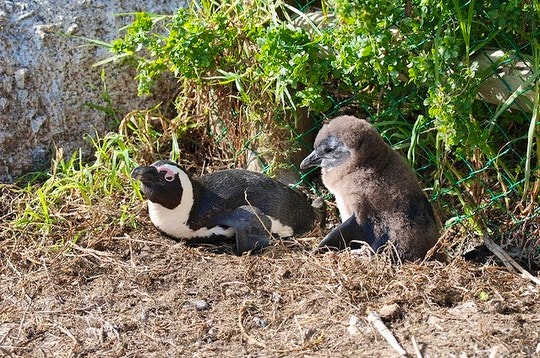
top-left (319, 214), bottom-right (366, 250)
top-left (319, 214), bottom-right (388, 251)
top-left (218, 205), bottom-right (273, 255)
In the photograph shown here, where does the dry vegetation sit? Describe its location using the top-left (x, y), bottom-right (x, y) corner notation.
top-left (1, 184), bottom-right (539, 357)
top-left (2, 2), bottom-right (540, 356)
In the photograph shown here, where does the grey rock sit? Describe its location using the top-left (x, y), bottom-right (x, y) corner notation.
top-left (193, 299), bottom-right (210, 311)
top-left (0, 0), bottom-right (185, 182)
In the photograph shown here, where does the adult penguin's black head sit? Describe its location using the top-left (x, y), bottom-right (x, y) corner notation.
top-left (131, 160), bottom-right (185, 210)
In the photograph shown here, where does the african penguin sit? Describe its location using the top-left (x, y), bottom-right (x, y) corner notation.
top-left (132, 160), bottom-right (319, 254)
top-left (300, 115), bottom-right (441, 261)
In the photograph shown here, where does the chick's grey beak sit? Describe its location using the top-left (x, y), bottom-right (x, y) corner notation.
top-left (300, 150), bottom-right (322, 169)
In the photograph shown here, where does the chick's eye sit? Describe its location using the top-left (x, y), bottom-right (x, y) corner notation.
top-left (164, 174), bottom-right (175, 182)
top-left (323, 146), bottom-right (334, 154)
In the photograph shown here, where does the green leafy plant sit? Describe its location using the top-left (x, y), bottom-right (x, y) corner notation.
top-left (13, 133), bottom-right (142, 236)
top-left (3, 0), bottom-right (538, 265)
top-left (96, 0), bottom-right (538, 249)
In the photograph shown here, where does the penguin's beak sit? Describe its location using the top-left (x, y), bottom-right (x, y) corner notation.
top-left (131, 165), bottom-right (160, 184)
top-left (300, 150), bottom-right (322, 169)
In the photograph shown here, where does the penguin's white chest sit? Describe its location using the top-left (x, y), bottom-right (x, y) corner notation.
top-left (333, 193), bottom-right (353, 222)
top-left (322, 170), bottom-right (353, 222)
top-left (148, 201), bottom-right (235, 239)
top-left (147, 201), bottom-right (295, 239)
top-left (145, 168), bottom-right (236, 239)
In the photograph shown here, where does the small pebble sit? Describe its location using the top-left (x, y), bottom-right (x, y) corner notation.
top-left (66, 23), bottom-right (79, 35)
top-left (271, 292), bottom-right (282, 303)
top-left (253, 316), bottom-right (268, 328)
top-left (378, 303), bottom-right (401, 319)
top-left (193, 299), bottom-right (209, 311)
top-left (138, 309), bottom-right (149, 322)
top-left (347, 315), bottom-right (361, 336)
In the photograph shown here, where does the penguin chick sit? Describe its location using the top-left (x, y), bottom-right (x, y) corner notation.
top-left (300, 115), bottom-right (440, 261)
top-left (132, 160), bottom-right (319, 254)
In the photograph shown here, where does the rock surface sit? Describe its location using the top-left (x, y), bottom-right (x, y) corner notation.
top-left (0, 0), bottom-right (184, 182)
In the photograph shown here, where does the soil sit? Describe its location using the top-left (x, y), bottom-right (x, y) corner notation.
top-left (1, 192), bottom-right (540, 357)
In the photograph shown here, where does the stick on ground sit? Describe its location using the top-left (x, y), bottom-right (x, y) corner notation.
top-left (483, 235), bottom-right (540, 286)
top-left (367, 311), bottom-right (407, 356)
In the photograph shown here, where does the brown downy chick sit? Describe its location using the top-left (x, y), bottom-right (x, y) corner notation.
top-left (301, 115), bottom-right (441, 261)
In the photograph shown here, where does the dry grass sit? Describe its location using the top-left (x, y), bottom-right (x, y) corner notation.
top-left (1, 186), bottom-right (540, 357)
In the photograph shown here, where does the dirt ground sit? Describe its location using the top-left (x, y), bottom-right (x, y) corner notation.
top-left (1, 192), bottom-right (540, 357)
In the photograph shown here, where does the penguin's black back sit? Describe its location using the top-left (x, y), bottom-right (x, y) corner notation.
top-left (189, 169), bottom-right (317, 235)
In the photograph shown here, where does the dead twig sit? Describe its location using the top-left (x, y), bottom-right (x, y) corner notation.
top-left (367, 311), bottom-right (407, 357)
top-left (17, 296), bottom-right (32, 341)
top-left (238, 304), bottom-right (268, 349)
top-left (411, 335), bottom-right (423, 358)
top-left (53, 323), bottom-right (78, 343)
top-left (244, 191), bottom-right (273, 237)
top-left (483, 235), bottom-right (540, 286)
top-left (238, 302), bottom-right (323, 354)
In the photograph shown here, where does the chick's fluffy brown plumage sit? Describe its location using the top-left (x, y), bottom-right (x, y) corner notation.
top-left (303, 115), bottom-right (440, 261)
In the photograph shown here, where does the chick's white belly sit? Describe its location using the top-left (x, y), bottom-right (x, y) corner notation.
top-left (334, 193), bottom-right (353, 222)
top-left (322, 179), bottom-right (353, 222)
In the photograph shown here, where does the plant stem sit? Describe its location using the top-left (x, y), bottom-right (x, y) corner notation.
top-left (522, 43), bottom-right (540, 202)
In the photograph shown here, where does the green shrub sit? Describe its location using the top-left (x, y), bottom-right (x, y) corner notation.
top-left (100, 0), bottom-right (538, 243)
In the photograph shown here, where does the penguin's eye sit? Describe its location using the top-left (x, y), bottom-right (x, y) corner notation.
top-left (164, 174), bottom-right (175, 182)
top-left (323, 146), bottom-right (334, 154)
top-left (156, 165), bottom-right (177, 182)
top-left (317, 135), bottom-right (351, 168)
top-left (319, 135), bottom-right (345, 156)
